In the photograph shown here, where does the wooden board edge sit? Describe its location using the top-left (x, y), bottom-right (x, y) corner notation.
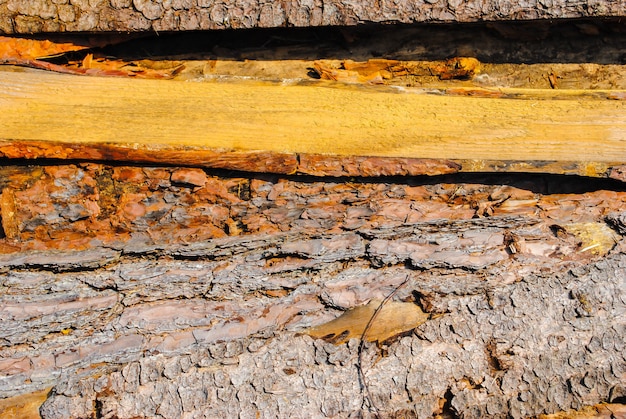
top-left (0, 388), bottom-right (50, 419)
top-left (0, 140), bottom-right (624, 180)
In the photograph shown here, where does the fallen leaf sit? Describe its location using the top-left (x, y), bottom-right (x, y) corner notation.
top-left (537, 403), bottom-right (626, 419)
top-left (313, 59), bottom-right (401, 84)
top-left (306, 299), bottom-right (429, 344)
top-left (81, 52), bottom-right (93, 69)
top-left (72, 55), bottom-right (185, 79)
top-left (312, 57), bottom-right (481, 83)
top-left (0, 36), bottom-right (184, 79)
top-left (342, 58), bottom-right (401, 78)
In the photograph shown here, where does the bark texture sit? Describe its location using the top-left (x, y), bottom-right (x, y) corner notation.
top-left (0, 164), bottom-right (625, 418)
top-left (1, 0), bottom-right (626, 34)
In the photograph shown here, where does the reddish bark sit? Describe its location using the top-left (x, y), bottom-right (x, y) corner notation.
top-left (0, 163), bottom-right (625, 418)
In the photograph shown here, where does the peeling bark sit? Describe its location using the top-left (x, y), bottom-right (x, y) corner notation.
top-left (1, 0), bottom-right (626, 34)
top-left (0, 164), bottom-right (625, 418)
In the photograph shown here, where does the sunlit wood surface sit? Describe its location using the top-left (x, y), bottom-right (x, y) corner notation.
top-left (0, 68), bottom-right (625, 176)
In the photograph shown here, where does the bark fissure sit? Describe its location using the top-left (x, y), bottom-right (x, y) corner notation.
top-left (3, 0), bottom-right (626, 34)
top-left (0, 164), bottom-right (625, 417)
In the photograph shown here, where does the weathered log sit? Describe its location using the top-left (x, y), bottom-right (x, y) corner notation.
top-left (1, 0), bottom-right (626, 34)
top-left (1, 12), bottom-right (626, 418)
top-left (0, 164), bottom-right (625, 418)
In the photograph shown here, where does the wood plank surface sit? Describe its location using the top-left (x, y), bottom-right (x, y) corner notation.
top-left (0, 68), bottom-right (625, 177)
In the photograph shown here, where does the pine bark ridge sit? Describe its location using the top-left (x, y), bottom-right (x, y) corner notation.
top-left (3, 233), bottom-right (626, 418)
top-left (0, 164), bottom-right (625, 418)
top-left (1, 0), bottom-right (626, 34)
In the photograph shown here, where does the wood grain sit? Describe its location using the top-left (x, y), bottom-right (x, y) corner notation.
top-left (0, 388), bottom-right (49, 419)
top-left (0, 69), bottom-right (625, 177)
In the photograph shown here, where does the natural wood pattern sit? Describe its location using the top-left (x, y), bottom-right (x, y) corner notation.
top-left (0, 68), bottom-right (625, 178)
top-left (1, 14), bottom-right (625, 419)
top-left (1, 0), bottom-right (625, 34)
top-left (0, 163), bottom-right (625, 418)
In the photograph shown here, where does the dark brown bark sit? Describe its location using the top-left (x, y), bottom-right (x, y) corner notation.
top-left (0, 140), bottom-right (624, 180)
top-left (0, 164), bottom-right (625, 418)
top-left (1, 0), bottom-right (626, 34)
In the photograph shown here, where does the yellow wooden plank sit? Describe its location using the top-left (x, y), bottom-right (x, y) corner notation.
top-left (0, 68), bottom-right (625, 163)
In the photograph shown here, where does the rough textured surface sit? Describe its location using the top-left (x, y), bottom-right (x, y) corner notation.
top-left (1, 0), bottom-right (626, 34)
top-left (0, 164), bottom-right (625, 418)
top-left (2, 227), bottom-right (626, 418)
top-left (1, 164), bottom-right (625, 252)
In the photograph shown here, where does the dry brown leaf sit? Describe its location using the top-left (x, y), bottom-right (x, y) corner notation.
top-left (342, 58), bottom-right (400, 78)
top-left (537, 403), bottom-right (626, 419)
top-left (313, 59), bottom-right (400, 84)
top-left (0, 36), bottom-right (183, 79)
top-left (306, 299), bottom-right (429, 344)
top-left (72, 55), bottom-right (184, 79)
top-left (81, 52), bottom-right (93, 69)
top-left (313, 57), bottom-right (481, 83)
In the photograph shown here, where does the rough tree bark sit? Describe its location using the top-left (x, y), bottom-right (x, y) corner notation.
top-left (0, 164), bottom-right (625, 418)
top-left (1, 0), bottom-right (626, 34)
top-left (1, 4), bottom-right (625, 417)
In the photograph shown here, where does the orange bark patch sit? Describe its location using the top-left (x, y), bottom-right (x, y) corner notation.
top-left (171, 168), bottom-right (208, 187)
top-left (0, 188), bottom-right (19, 240)
top-left (0, 388), bottom-right (50, 419)
top-left (0, 36), bottom-right (86, 61)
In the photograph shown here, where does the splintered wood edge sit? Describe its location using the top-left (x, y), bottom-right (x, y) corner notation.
top-left (0, 69), bottom-right (625, 179)
top-left (0, 388), bottom-right (50, 419)
top-left (0, 139), bottom-right (623, 179)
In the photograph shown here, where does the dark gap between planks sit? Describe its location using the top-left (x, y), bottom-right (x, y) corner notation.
top-left (1, 159), bottom-right (625, 195)
top-left (30, 18), bottom-right (626, 65)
